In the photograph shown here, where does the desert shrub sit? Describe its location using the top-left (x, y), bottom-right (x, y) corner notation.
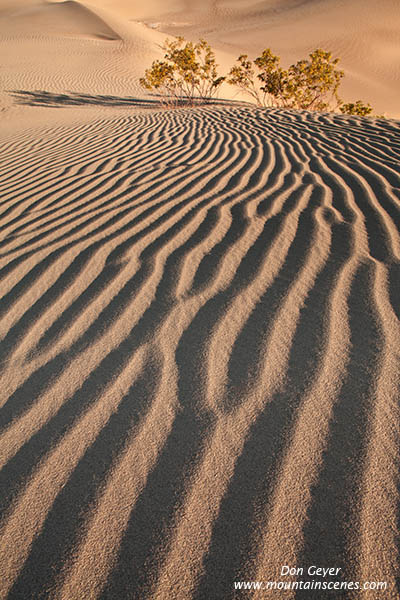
top-left (140, 37), bottom-right (225, 107)
top-left (141, 38), bottom-right (375, 115)
top-left (339, 100), bottom-right (373, 116)
top-left (227, 54), bottom-right (262, 104)
top-left (228, 48), bottom-right (345, 111)
top-left (228, 47), bottom-right (375, 115)
top-left (228, 49), bottom-right (285, 107)
top-left (254, 48), bottom-right (287, 106)
top-left (283, 49), bottom-right (344, 110)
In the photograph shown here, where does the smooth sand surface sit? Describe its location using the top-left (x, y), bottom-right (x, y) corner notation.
top-left (0, 1), bottom-right (400, 599)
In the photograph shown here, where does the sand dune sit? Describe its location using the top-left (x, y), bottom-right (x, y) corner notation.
top-left (0, 103), bottom-right (399, 599)
top-left (0, 0), bottom-right (121, 39)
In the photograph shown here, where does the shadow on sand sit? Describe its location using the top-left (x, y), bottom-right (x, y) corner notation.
top-left (10, 90), bottom-right (237, 109)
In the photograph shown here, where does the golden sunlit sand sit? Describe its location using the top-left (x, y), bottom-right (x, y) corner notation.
top-left (0, 1), bottom-right (399, 599)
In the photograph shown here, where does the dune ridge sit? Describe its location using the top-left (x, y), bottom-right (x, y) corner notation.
top-left (0, 104), bottom-right (399, 599)
top-left (0, 0), bottom-right (121, 39)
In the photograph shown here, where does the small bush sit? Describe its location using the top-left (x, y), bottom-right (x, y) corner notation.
top-left (227, 54), bottom-right (262, 104)
top-left (283, 49), bottom-right (344, 111)
top-left (228, 48), bottom-right (344, 111)
top-left (339, 100), bottom-right (373, 116)
top-left (254, 48), bottom-right (287, 106)
top-left (140, 37), bottom-right (225, 107)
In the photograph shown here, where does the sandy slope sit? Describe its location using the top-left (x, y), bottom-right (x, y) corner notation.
top-left (1, 1), bottom-right (400, 600)
top-left (1, 102), bottom-right (400, 600)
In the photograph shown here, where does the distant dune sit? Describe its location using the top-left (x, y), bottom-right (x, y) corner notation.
top-left (0, 1), bottom-right (400, 599)
top-left (0, 0), bottom-right (121, 39)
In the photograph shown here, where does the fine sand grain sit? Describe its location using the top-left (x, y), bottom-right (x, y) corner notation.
top-left (0, 1), bottom-right (400, 599)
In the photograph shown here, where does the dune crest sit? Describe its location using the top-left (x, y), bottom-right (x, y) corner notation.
top-left (0, 0), bottom-right (121, 39)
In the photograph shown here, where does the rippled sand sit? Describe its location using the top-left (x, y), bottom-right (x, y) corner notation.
top-left (1, 2), bottom-right (399, 599)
